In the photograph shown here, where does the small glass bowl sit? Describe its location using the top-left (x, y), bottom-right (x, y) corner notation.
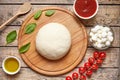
top-left (89, 25), bottom-right (114, 50)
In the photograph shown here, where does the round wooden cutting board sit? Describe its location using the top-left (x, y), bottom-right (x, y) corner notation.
top-left (18, 7), bottom-right (88, 76)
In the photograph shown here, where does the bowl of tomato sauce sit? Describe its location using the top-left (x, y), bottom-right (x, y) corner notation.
top-left (73, 0), bottom-right (99, 19)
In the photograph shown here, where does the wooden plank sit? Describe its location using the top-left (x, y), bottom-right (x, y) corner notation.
top-left (0, 0), bottom-right (120, 4)
top-left (0, 47), bottom-right (28, 67)
top-left (0, 26), bottom-right (19, 46)
top-left (79, 48), bottom-right (119, 68)
top-left (0, 69), bottom-right (7, 80)
top-left (65, 68), bottom-right (119, 80)
top-left (0, 68), bottom-right (118, 80)
top-left (118, 47), bottom-right (120, 79)
top-left (0, 47), bottom-right (119, 68)
top-left (0, 26), bottom-right (119, 47)
top-left (0, 5), bottom-right (120, 26)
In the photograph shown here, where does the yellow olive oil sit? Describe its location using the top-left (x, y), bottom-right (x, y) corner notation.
top-left (4, 58), bottom-right (19, 72)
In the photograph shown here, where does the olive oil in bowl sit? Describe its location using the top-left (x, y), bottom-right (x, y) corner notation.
top-left (2, 56), bottom-right (21, 75)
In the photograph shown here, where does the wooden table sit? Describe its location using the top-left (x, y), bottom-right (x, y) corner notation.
top-left (0, 0), bottom-right (120, 80)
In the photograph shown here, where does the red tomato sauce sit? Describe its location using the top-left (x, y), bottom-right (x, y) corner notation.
top-left (75, 0), bottom-right (97, 18)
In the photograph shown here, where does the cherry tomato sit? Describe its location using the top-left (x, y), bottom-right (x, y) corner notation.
top-left (91, 64), bottom-right (98, 71)
top-left (99, 52), bottom-right (106, 59)
top-left (84, 62), bottom-right (91, 69)
top-left (96, 59), bottom-right (103, 65)
top-left (80, 75), bottom-right (86, 80)
top-left (66, 76), bottom-right (72, 80)
top-left (93, 51), bottom-right (100, 59)
top-left (86, 70), bottom-right (93, 77)
top-left (72, 72), bottom-right (79, 79)
top-left (88, 57), bottom-right (95, 64)
top-left (79, 67), bottom-right (86, 74)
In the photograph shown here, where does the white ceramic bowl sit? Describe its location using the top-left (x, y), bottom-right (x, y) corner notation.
top-left (2, 56), bottom-right (21, 75)
top-left (73, 0), bottom-right (99, 19)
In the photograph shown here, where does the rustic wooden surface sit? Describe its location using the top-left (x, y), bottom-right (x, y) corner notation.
top-left (0, 0), bottom-right (120, 80)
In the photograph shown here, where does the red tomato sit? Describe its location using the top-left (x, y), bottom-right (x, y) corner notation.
top-left (88, 57), bottom-right (95, 64)
top-left (86, 70), bottom-right (93, 77)
top-left (79, 67), bottom-right (86, 74)
top-left (66, 76), bottom-right (72, 80)
top-left (72, 72), bottom-right (79, 79)
top-left (93, 51), bottom-right (100, 59)
top-left (96, 59), bottom-right (103, 65)
top-left (91, 64), bottom-right (98, 71)
top-left (84, 62), bottom-right (91, 69)
top-left (80, 75), bottom-right (86, 80)
top-left (99, 52), bottom-right (106, 59)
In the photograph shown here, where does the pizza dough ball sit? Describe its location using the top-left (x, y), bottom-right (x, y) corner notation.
top-left (36, 23), bottom-right (71, 60)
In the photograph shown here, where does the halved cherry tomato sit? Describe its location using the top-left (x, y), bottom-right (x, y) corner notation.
top-left (99, 52), bottom-right (106, 59)
top-left (96, 59), bottom-right (103, 65)
top-left (93, 51), bottom-right (100, 59)
top-left (79, 67), bottom-right (86, 74)
top-left (72, 72), bottom-right (79, 79)
top-left (84, 62), bottom-right (91, 69)
top-left (80, 75), bottom-right (86, 80)
top-left (91, 64), bottom-right (98, 71)
top-left (88, 57), bottom-right (95, 64)
top-left (66, 76), bottom-right (72, 80)
top-left (86, 70), bottom-right (93, 77)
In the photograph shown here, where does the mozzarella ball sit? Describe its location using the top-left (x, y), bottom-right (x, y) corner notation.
top-left (95, 25), bottom-right (101, 31)
top-left (107, 36), bottom-right (113, 42)
top-left (101, 43), bottom-right (105, 47)
top-left (97, 39), bottom-right (102, 43)
top-left (90, 32), bottom-right (94, 37)
top-left (94, 33), bottom-right (99, 38)
top-left (98, 33), bottom-right (102, 38)
top-left (93, 42), bottom-right (98, 47)
top-left (97, 43), bottom-right (102, 48)
top-left (105, 41), bottom-right (111, 47)
top-left (104, 27), bottom-right (110, 32)
top-left (98, 30), bottom-right (102, 34)
top-left (92, 35), bottom-right (97, 41)
top-left (107, 31), bottom-right (113, 36)
top-left (99, 25), bottom-right (104, 29)
top-left (91, 28), bottom-right (97, 33)
top-left (89, 38), bottom-right (93, 42)
top-left (101, 38), bottom-right (107, 43)
top-left (101, 32), bottom-right (107, 38)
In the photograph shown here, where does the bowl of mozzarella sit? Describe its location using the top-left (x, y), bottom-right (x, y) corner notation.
top-left (89, 25), bottom-right (114, 50)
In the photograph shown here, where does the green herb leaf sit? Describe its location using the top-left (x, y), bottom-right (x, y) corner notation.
top-left (25, 23), bottom-right (36, 34)
top-left (34, 10), bottom-right (42, 20)
top-left (6, 30), bottom-right (17, 44)
top-left (45, 10), bottom-right (55, 16)
top-left (19, 42), bottom-right (30, 54)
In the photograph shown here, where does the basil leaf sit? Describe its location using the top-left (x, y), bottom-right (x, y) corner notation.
top-left (45, 10), bottom-right (55, 16)
top-left (19, 42), bottom-right (30, 54)
top-left (34, 10), bottom-right (42, 20)
top-left (25, 23), bottom-right (36, 34)
top-left (6, 30), bottom-right (17, 44)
